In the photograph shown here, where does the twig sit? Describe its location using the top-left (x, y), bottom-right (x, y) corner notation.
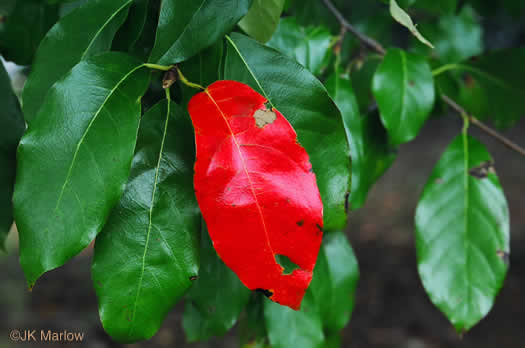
top-left (442, 95), bottom-right (525, 157)
top-left (320, 0), bottom-right (386, 55)
top-left (321, 0), bottom-right (525, 157)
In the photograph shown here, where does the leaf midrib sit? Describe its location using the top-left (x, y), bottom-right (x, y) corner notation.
top-left (156, 0), bottom-right (207, 63)
top-left (80, 0), bottom-right (132, 61)
top-left (50, 64), bottom-right (145, 240)
top-left (204, 88), bottom-right (277, 262)
top-left (128, 99), bottom-right (171, 338)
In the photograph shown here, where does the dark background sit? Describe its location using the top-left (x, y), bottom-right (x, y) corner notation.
top-left (1, 114), bottom-right (524, 348)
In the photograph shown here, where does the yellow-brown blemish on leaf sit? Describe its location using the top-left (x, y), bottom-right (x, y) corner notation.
top-left (254, 109), bottom-right (276, 128)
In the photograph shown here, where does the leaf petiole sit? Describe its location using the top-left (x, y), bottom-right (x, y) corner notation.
top-left (143, 63), bottom-right (174, 71)
top-left (176, 66), bottom-right (205, 90)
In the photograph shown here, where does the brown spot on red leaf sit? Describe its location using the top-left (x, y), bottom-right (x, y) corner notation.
top-left (254, 109), bottom-right (277, 128)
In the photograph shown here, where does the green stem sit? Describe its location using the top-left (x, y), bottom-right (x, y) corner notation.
top-left (165, 84), bottom-right (171, 101)
top-left (144, 63), bottom-right (174, 71)
top-left (432, 63), bottom-right (460, 76)
top-left (176, 66), bottom-right (205, 90)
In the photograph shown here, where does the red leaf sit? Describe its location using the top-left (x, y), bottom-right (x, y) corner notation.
top-left (188, 80), bottom-right (323, 310)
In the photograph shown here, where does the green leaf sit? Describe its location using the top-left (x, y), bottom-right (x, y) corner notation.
top-left (415, 134), bottom-right (509, 332)
top-left (351, 57), bottom-right (381, 113)
top-left (414, 6), bottom-right (482, 63)
top-left (455, 48), bottom-right (525, 128)
top-left (326, 70), bottom-right (395, 210)
top-left (264, 292), bottom-right (324, 348)
top-left (92, 100), bottom-right (200, 343)
top-left (264, 231), bottom-right (358, 347)
top-left (14, 52), bottom-right (150, 287)
top-left (266, 17), bottom-right (333, 76)
top-left (311, 231), bottom-right (359, 333)
top-left (112, 0), bottom-right (150, 52)
top-left (413, 0), bottom-right (457, 14)
top-left (22, 0), bottom-right (132, 123)
top-left (372, 48), bottom-right (435, 145)
top-left (389, 0), bottom-right (434, 48)
top-left (183, 224), bottom-right (251, 342)
top-left (291, 0), bottom-right (342, 33)
top-left (239, 294), bottom-right (267, 347)
top-left (224, 33), bottom-right (350, 231)
top-left (0, 1), bottom-right (59, 65)
top-left (126, 0), bottom-right (161, 61)
top-left (239, 0), bottom-right (286, 43)
top-left (179, 41), bottom-right (224, 106)
top-left (0, 61), bottom-right (25, 250)
top-left (149, 0), bottom-right (253, 65)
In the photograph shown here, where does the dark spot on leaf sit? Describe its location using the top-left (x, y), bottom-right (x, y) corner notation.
top-left (255, 288), bottom-right (274, 298)
top-left (497, 250), bottom-right (510, 265)
top-left (296, 220), bottom-right (304, 227)
top-left (208, 305), bottom-right (216, 313)
top-left (435, 178), bottom-right (443, 184)
top-left (409, 80), bottom-right (415, 86)
top-left (469, 160), bottom-right (495, 179)
top-left (189, 275), bottom-right (198, 281)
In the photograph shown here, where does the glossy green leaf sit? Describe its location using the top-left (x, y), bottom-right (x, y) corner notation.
top-left (149, 0), bottom-right (253, 65)
top-left (372, 48), bottom-right (435, 145)
top-left (113, 0), bottom-right (149, 52)
top-left (414, 6), bottom-right (482, 63)
top-left (183, 224), bottom-right (251, 342)
top-left (390, 0), bottom-right (433, 48)
top-left (264, 291), bottom-right (324, 348)
top-left (22, 0), bottom-right (132, 123)
top-left (224, 33), bottom-right (350, 231)
top-left (14, 52), bottom-right (150, 286)
top-left (0, 61), bottom-right (25, 250)
top-left (453, 48), bottom-right (525, 128)
top-left (326, 70), bottom-right (395, 210)
top-left (92, 100), bottom-right (200, 343)
top-left (239, 0), bottom-right (286, 43)
top-left (0, 1), bottom-right (59, 65)
top-left (311, 231), bottom-right (359, 333)
top-left (415, 134), bottom-right (509, 332)
top-left (266, 17), bottom-right (333, 76)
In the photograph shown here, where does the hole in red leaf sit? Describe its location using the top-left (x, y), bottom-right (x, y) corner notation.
top-left (275, 254), bottom-right (300, 275)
